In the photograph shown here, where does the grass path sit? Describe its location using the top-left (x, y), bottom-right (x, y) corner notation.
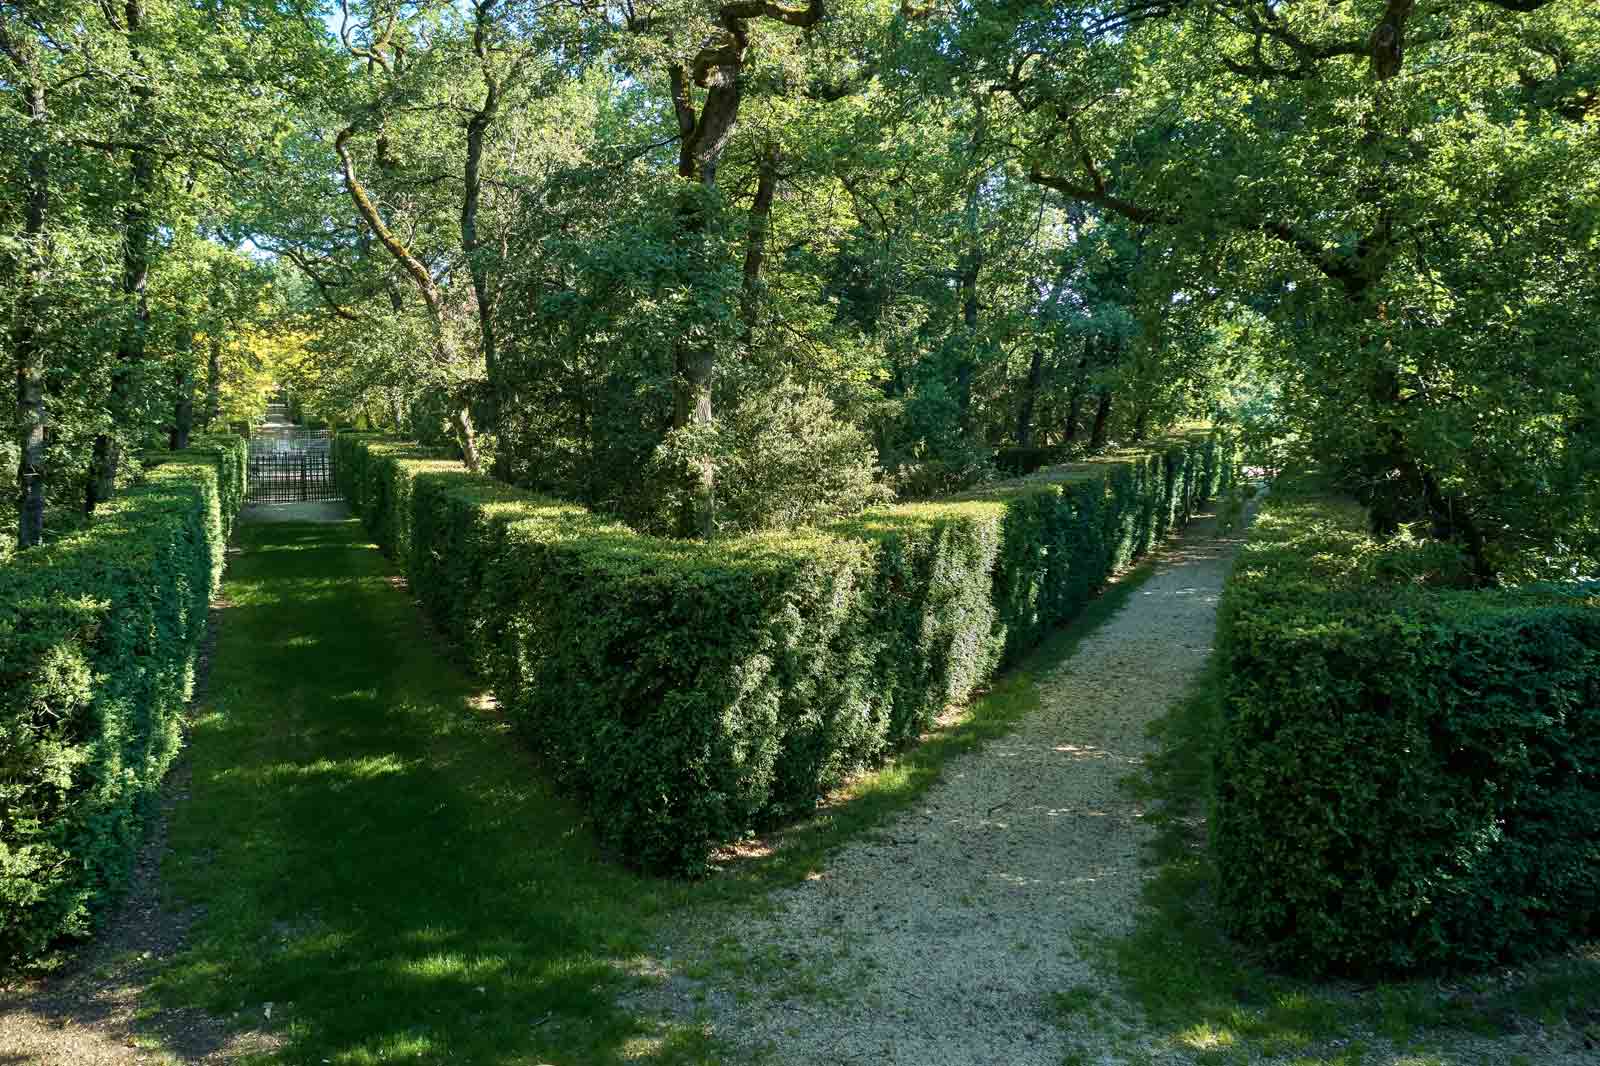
top-left (147, 516), bottom-right (723, 1066)
top-left (1, 509), bottom-right (1164, 1066)
top-left (0, 514), bottom-right (718, 1066)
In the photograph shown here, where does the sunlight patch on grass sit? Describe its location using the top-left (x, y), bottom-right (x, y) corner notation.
top-left (1177, 1021), bottom-right (1237, 1050)
top-left (142, 518), bottom-right (1208, 1065)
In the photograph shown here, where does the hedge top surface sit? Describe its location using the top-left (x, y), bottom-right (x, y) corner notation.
top-left (951, 427), bottom-right (1212, 504)
top-left (0, 450), bottom-right (222, 585)
top-left (358, 437), bottom-right (877, 577)
top-left (1227, 473), bottom-right (1600, 637)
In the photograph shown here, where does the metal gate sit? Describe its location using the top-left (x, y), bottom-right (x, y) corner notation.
top-left (247, 428), bottom-right (339, 503)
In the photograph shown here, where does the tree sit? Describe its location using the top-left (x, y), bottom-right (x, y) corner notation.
top-left (951, 0), bottom-right (1600, 576)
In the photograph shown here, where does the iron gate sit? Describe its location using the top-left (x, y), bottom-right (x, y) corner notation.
top-left (247, 428), bottom-right (339, 503)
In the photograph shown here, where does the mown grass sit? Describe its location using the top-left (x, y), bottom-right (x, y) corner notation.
top-left (1095, 660), bottom-right (1600, 1065)
top-left (146, 515), bottom-right (1167, 1065)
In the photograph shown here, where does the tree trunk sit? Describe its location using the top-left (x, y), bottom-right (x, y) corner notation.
top-left (203, 332), bottom-right (221, 429)
top-left (1132, 403), bottom-right (1148, 442)
top-left (13, 78), bottom-right (47, 549)
top-left (88, 0), bottom-right (155, 513)
top-left (451, 398), bottom-right (480, 473)
top-left (1063, 341), bottom-right (1092, 444)
top-left (337, 125), bottom-right (481, 473)
top-left (1089, 389), bottom-right (1114, 449)
top-left (462, 44), bottom-right (502, 475)
top-left (667, 59), bottom-right (739, 539)
top-left (169, 325), bottom-right (195, 450)
top-left (170, 371), bottom-right (194, 450)
top-left (1014, 345), bottom-right (1044, 447)
top-left (740, 142), bottom-right (780, 350)
top-left (956, 185), bottom-right (981, 430)
top-left (1063, 386), bottom-right (1083, 443)
top-left (672, 319), bottom-right (716, 539)
top-left (657, 0), bottom-right (824, 537)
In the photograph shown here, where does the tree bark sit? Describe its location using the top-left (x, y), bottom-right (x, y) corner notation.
top-left (88, 0), bottom-right (155, 514)
top-left (662, 0), bottom-right (823, 538)
top-left (1063, 340), bottom-right (1092, 443)
top-left (12, 75), bottom-right (47, 549)
top-left (1089, 388), bottom-right (1114, 449)
top-left (740, 141), bottom-right (780, 349)
top-left (667, 58), bottom-right (733, 539)
top-left (336, 125), bottom-right (482, 472)
top-left (463, 2), bottom-right (503, 473)
top-left (1014, 346), bottom-right (1044, 447)
top-left (955, 180), bottom-right (982, 430)
top-left (204, 332), bottom-right (222, 429)
top-left (169, 325), bottom-right (195, 450)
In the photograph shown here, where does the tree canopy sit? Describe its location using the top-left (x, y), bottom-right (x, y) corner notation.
top-left (4, 0), bottom-right (1596, 577)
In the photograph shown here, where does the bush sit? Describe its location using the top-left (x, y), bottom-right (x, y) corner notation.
top-left (336, 429), bottom-right (1233, 872)
top-left (705, 380), bottom-right (893, 535)
top-left (993, 445), bottom-right (1070, 477)
top-left (0, 437), bottom-right (244, 967)
top-left (1213, 480), bottom-right (1600, 974)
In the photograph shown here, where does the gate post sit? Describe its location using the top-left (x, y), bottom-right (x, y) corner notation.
top-left (301, 454), bottom-right (308, 501)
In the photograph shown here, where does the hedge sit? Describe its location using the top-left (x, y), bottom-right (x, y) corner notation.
top-left (0, 435), bottom-right (246, 966)
top-left (1213, 480), bottom-right (1600, 974)
top-left (993, 444), bottom-right (1069, 477)
top-left (335, 428), bottom-right (1234, 872)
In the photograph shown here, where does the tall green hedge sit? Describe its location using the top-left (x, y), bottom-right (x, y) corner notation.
top-left (1214, 483), bottom-right (1600, 974)
top-left (335, 429), bottom-right (1233, 871)
top-left (0, 435), bottom-right (245, 966)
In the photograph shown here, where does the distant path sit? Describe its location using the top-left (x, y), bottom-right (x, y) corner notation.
top-left (643, 514), bottom-right (1247, 1065)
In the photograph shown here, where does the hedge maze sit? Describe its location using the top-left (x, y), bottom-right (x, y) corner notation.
top-left (335, 430), bottom-right (1236, 872)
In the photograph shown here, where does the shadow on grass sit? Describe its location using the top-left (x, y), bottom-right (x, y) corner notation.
top-left (147, 518), bottom-right (1198, 1066)
top-left (152, 520), bottom-right (715, 1066)
top-left (1100, 662), bottom-right (1600, 1065)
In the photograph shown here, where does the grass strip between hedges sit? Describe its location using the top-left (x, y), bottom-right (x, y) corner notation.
top-left (144, 511), bottom-right (1177, 1065)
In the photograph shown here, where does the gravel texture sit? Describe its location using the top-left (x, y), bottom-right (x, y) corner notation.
top-left (630, 516), bottom-right (1248, 1065)
top-left (627, 514), bottom-right (1597, 1066)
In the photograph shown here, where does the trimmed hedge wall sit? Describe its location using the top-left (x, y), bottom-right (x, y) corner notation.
top-left (335, 429), bottom-right (1234, 872)
top-left (0, 436), bottom-right (246, 966)
top-left (1214, 483), bottom-right (1600, 974)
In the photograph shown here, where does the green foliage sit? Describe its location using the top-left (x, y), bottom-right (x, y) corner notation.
top-left (1213, 479), bottom-right (1600, 974)
top-left (337, 430), bottom-right (1232, 871)
top-left (707, 380), bottom-right (894, 534)
top-left (0, 442), bottom-right (243, 967)
top-left (957, 0), bottom-right (1600, 575)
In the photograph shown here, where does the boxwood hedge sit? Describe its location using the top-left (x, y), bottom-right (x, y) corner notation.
top-left (0, 435), bottom-right (246, 966)
top-left (335, 429), bottom-right (1233, 871)
top-left (1214, 482), bottom-right (1600, 974)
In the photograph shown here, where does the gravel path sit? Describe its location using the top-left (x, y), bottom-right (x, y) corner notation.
top-left (634, 514), bottom-right (1247, 1065)
top-left (238, 500), bottom-right (350, 524)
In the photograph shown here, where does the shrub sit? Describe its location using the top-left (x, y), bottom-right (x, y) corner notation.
top-left (337, 429), bottom-right (1233, 871)
top-left (0, 439), bottom-right (243, 967)
top-left (1213, 480), bottom-right (1600, 974)
top-left (994, 445), bottom-right (1070, 477)
top-left (706, 380), bottom-right (893, 535)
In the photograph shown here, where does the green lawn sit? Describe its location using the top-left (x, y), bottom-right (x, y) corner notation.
top-left (149, 515), bottom-right (1158, 1065)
